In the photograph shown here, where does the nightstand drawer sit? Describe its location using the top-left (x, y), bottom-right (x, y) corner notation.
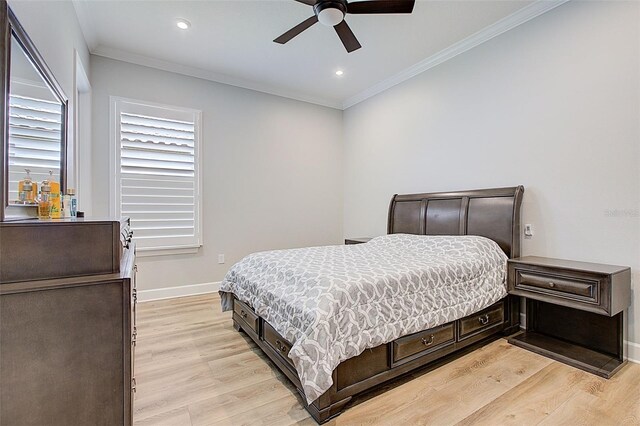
top-left (515, 270), bottom-right (598, 303)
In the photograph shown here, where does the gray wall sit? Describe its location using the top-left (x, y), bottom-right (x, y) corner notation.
top-left (8, 0), bottom-right (92, 209)
top-left (343, 1), bottom-right (640, 346)
top-left (8, 0), bottom-right (90, 98)
top-left (90, 56), bottom-right (344, 291)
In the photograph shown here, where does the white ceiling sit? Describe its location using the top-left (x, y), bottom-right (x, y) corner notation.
top-left (73, 0), bottom-right (551, 109)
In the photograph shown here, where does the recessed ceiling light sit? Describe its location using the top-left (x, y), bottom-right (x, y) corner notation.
top-left (335, 70), bottom-right (344, 76)
top-left (176, 19), bottom-right (191, 30)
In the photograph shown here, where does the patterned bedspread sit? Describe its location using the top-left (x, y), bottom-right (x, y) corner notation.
top-left (219, 234), bottom-right (508, 403)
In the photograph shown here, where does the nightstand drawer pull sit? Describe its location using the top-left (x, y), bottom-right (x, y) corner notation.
top-left (478, 314), bottom-right (490, 325)
top-left (240, 310), bottom-right (248, 319)
top-left (548, 282), bottom-right (555, 288)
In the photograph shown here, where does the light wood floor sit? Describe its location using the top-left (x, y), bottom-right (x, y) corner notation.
top-left (133, 294), bottom-right (640, 426)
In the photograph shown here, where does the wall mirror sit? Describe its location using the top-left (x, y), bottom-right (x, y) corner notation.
top-left (1, 2), bottom-right (68, 221)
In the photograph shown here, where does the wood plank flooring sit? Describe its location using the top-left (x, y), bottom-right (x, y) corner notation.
top-left (133, 294), bottom-right (640, 426)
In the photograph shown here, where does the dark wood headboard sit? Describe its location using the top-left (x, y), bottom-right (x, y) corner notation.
top-left (387, 186), bottom-right (524, 258)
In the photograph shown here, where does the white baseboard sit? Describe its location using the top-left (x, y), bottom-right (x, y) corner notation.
top-left (627, 341), bottom-right (640, 364)
top-left (138, 281), bottom-right (220, 302)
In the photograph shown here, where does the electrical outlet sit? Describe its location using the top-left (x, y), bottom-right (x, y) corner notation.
top-left (524, 224), bottom-right (533, 239)
top-left (218, 254), bottom-right (225, 264)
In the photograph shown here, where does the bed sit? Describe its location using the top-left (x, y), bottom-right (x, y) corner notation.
top-left (220, 186), bottom-right (524, 423)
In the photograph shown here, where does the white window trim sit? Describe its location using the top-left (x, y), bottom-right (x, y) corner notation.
top-left (109, 96), bottom-right (203, 257)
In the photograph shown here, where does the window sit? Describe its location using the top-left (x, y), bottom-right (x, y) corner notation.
top-left (111, 98), bottom-right (202, 255)
top-left (8, 94), bottom-right (63, 202)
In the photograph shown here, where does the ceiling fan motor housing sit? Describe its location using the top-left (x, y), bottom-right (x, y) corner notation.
top-left (314, 0), bottom-right (347, 27)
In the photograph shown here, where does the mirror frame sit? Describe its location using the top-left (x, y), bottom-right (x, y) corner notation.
top-left (0, 0), bottom-right (68, 221)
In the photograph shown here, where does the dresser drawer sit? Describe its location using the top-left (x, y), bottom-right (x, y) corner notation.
top-left (458, 302), bottom-right (504, 340)
top-left (233, 299), bottom-right (259, 334)
top-left (0, 220), bottom-right (121, 283)
top-left (392, 323), bottom-right (455, 364)
top-left (263, 322), bottom-right (294, 368)
top-left (514, 270), bottom-right (598, 304)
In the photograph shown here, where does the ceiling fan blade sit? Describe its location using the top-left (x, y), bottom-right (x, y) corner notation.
top-left (294, 0), bottom-right (316, 5)
top-left (274, 15), bottom-right (319, 44)
top-left (347, 0), bottom-right (415, 14)
top-left (334, 20), bottom-right (361, 53)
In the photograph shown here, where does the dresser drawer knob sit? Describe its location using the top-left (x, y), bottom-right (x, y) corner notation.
top-left (421, 335), bottom-right (435, 346)
top-left (479, 314), bottom-right (490, 325)
top-left (240, 310), bottom-right (248, 319)
top-left (548, 282), bottom-right (555, 288)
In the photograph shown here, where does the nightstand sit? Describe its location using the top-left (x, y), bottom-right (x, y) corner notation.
top-left (344, 237), bottom-right (373, 245)
top-left (507, 256), bottom-right (631, 378)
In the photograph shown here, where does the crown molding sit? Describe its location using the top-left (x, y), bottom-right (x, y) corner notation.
top-left (342, 0), bottom-right (570, 109)
top-left (91, 46), bottom-right (344, 110)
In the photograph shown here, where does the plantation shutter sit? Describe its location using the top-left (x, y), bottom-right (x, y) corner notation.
top-left (7, 94), bottom-right (62, 202)
top-left (117, 102), bottom-right (201, 252)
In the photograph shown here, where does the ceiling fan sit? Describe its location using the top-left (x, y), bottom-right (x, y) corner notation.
top-left (274, 0), bottom-right (416, 53)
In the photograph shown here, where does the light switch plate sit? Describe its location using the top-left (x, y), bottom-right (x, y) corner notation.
top-left (524, 224), bottom-right (533, 239)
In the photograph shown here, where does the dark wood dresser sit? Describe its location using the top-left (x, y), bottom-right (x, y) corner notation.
top-left (0, 218), bottom-right (136, 425)
top-left (507, 256), bottom-right (630, 378)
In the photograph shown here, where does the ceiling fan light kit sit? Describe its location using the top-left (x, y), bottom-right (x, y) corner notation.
top-left (315, 1), bottom-right (346, 26)
top-left (274, 0), bottom-right (416, 53)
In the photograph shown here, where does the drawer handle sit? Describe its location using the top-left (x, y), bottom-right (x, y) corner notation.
top-left (478, 314), bottom-right (490, 325)
top-left (548, 282), bottom-right (555, 288)
top-left (421, 335), bottom-right (435, 346)
top-left (275, 339), bottom-right (288, 353)
top-left (240, 310), bottom-right (248, 319)
top-left (132, 377), bottom-right (136, 393)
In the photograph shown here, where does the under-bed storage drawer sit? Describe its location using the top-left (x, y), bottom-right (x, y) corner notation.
top-left (263, 322), bottom-right (294, 368)
top-left (458, 302), bottom-right (504, 340)
top-left (392, 323), bottom-right (455, 365)
top-left (233, 299), bottom-right (259, 334)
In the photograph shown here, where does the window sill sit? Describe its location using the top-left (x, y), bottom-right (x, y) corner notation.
top-left (136, 245), bottom-right (201, 258)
